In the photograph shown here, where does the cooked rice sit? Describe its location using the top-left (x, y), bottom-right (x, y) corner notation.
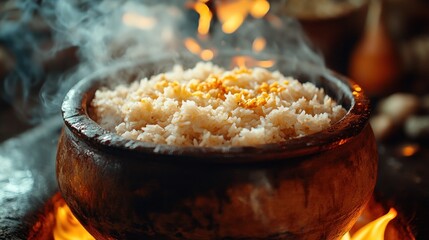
top-left (91, 62), bottom-right (347, 146)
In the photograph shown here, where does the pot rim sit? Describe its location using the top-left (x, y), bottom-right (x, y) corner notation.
top-left (61, 54), bottom-right (370, 163)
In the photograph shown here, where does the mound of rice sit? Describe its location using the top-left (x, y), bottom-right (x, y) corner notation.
top-left (91, 62), bottom-right (347, 146)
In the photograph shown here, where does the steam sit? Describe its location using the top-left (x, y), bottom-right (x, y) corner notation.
top-left (0, 0), bottom-right (323, 124)
top-left (210, 14), bottom-right (323, 65)
top-left (1, 0), bottom-right (186, 122)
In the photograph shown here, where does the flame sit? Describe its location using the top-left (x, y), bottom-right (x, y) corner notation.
top-left (184, 37), bottom-right (202, 54)
top-left (200, 49), bottom-right (214, 61)
top-left (215, 0), bottom-right (248, 34)
top-left (232, 56), bottom-right (247, 69)
top-left (184, 37), bottom-right (215, 61)
top-left (49, 197), bottom-right (403, 240)
top-left (232, 56), bottom-right (274, 69)
top-left (194, 1), bottom-right (212, 35)
top-left (53, 200), bottom-right (95, 240)
top-left (221, 13), bottom-right (246, 34)
top-left (250, 0), bottom-right (270, 18)
top-left (341, 208), bottom-right (398, 240)
top-left (216, 0), bottom-right (269, 34)
top-left (192, 0), bottom-right (270, 35)
top-left (252, 37), bottom-right (266, 53)
top-left (187, 0), bottom-right (271, 61)
top-left (257, 60), bottom-right (274, 68)
top-left (122, 12), bottom-right (156, 30)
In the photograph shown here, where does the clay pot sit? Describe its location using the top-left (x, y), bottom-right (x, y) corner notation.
top-left (57, 55), bottom-right (377, 240)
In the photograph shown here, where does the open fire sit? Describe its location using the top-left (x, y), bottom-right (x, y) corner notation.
top-left (341, 208), bottom-right (397, 240)
top-left (190, 0), bottom-right (270, 36)
top-left (28, 194), bottom-right (413, 240)
top-left (182, 0), bottom-right (275, 67)
top-left (52, 198), bottom-right (94, 240)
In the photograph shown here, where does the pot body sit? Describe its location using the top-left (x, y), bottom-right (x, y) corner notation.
top-left (57, 124), bottom-right (377, 240)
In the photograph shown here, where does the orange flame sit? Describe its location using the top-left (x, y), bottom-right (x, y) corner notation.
top-left (232, 56), bottom-right (274, 69)
top-left (122, 12), bottom-right (156, 30)
top-left (341, 208), bottom-right (398, 240)
top-left (184, 37), bottom-right (202, 54)
top-left (184, 37), bottom-right (215, 61)
top-left (187, 0), bottom-right (271, 62)
top-left (53, 200), bottom-right (95, 240)
top-left (221, 13), bottom-right (245, 34)
top-left (200, 49), bottom-right (214, 61)
top-left (257, 60), bottom-right (274, 68)
top-left (194, 1), bottom-right (212, 35)
top-left (215, 0), bottom-right (248, 34)
top-left (50, 198), bottom-right (403, 240)
top-left (232, 56), bottom-right (247, 69)
top-left (193, 0), bottom-right (270, 35)
top-left (250, 0), bottom-right (270, 18)
top-left (252, 37), bottom-right (266, 53)
top-left (216, 0), bottom-right (270, 34)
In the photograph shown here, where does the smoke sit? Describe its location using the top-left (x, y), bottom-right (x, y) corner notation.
top-left (0, 0), bottom-right (323, 124)
top-left (0, 0), bottom-right (187, 123)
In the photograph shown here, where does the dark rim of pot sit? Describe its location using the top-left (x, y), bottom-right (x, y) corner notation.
top-left (61, 54), bottom-right (370, 164)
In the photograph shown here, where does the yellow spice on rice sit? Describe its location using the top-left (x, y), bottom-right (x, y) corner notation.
top-left (91, 62), bottom-right (347, 146)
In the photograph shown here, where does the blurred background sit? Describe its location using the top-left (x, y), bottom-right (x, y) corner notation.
top-left (1, 0), bottom-right (429, 239)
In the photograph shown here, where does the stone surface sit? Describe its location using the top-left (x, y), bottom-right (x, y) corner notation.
top-left (0, 117), bottom-right (60, 240)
